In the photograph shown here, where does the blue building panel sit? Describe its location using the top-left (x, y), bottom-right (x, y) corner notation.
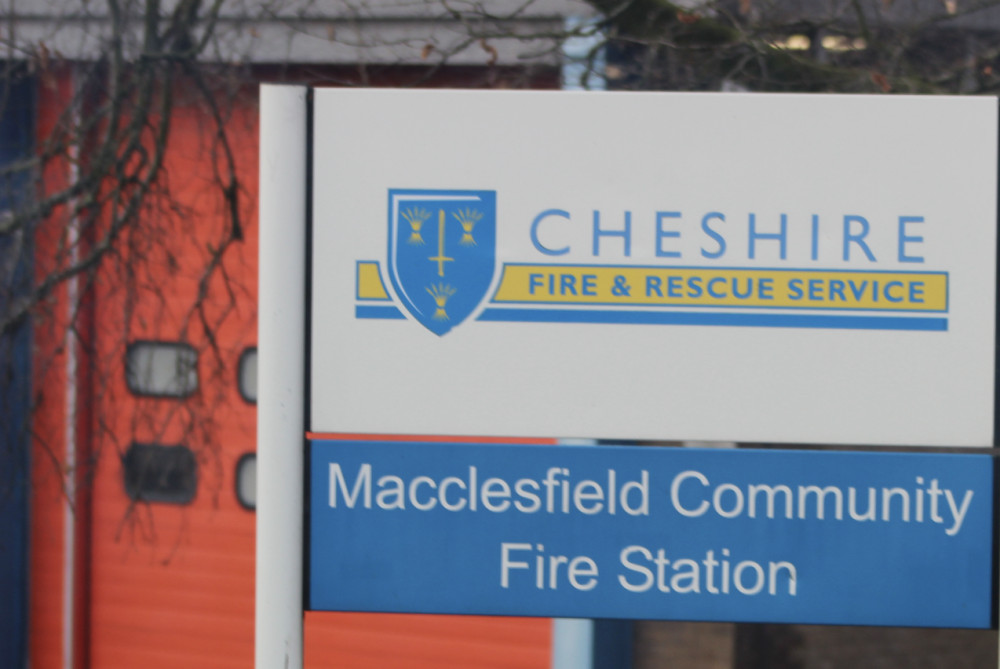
top-left (0, 71), bottom-right (34, 669)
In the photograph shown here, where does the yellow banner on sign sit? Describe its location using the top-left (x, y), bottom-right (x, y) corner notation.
top-left (492, 265), bottom-right (948, 311)
top-left (356, 261), bottom-right (390, 300)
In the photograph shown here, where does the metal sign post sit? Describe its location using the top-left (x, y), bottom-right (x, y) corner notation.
top-left (257, 85), bottom-right (308, 669)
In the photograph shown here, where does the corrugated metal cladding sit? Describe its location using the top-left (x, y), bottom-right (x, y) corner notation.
top-left (27, 61), bottom-right (560, 668)
top-left (305, 613), bottom-right (551, 668)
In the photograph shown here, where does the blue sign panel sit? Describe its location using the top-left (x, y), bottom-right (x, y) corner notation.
top-left (308, 441), bottom-right (994, 628)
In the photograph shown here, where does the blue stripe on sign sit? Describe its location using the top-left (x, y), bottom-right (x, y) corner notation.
top-left (477, 308), bottom-right (948, 331)
top-left (355, 305), bottom-right (405, 319)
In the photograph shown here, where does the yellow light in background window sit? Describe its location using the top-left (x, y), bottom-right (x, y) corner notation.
top-left (774, 34), bottom-right (811, 50)
top-left (822, 35), bottom-right (867, 51)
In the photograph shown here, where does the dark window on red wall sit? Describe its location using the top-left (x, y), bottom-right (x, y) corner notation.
top-left (238, 347), bottom-right (257, 404)
top-left (123, 443), bottom-right (198, 505)
top-left (235, 452), bottom-right (256, 510)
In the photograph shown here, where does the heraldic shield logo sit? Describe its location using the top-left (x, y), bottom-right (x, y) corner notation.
top-left (387, 189), bottom-right (497, 336)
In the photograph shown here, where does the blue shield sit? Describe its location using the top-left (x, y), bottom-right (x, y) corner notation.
top-left (387, 189), bottom-right (497, 336)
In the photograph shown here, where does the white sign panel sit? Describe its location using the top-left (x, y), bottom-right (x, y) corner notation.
top-left (311, 90), bottom-right (997, 446)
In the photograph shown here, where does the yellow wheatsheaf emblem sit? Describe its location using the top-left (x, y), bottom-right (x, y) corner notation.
top-left (455, 207), bottom-right (483, 246)
top-left (402, 207), bottom-right (431, 245)
top-left (427, 282), bottom-right (457, 320)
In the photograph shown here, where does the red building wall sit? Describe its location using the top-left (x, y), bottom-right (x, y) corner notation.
top-left (29, 67), bottom-right (555, 669)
